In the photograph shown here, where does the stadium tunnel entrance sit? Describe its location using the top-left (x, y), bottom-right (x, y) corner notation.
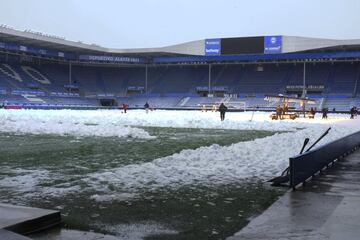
top-left (99, 98), bottom-right (117, 107)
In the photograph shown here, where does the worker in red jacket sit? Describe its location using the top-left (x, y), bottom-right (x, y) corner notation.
top-left (122, 103), bottom-right (128, 113)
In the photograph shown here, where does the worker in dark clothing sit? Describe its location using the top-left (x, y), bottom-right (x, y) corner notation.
top-left (144, 102), bottom-right (150, 113)
top-left (350, 106), bottom-right (357, 119)
top-left (322, 108), bottom-right (328, 119)
top-left (219, 103), bottom-right (228, 121)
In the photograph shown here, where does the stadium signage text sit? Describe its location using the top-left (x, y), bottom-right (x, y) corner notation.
top-left (0, 40), bottom-right (73, 59)
top-left (79, 55), bottom-right (142, 63)
top-left (264, 36), bottom-right (282, 54)
top-left (205, 39), bottom-right (221, 56)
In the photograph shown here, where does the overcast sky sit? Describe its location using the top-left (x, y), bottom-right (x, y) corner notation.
top-left (1, 0), bottom-right (359, 49)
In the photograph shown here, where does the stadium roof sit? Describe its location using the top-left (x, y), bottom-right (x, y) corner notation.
top-left (1, 25), bottom-right (360, 57)
top-left (0, 25), bottom-right (203, 56)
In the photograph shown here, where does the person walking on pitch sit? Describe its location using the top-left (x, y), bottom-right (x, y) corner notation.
top-left (219, 103), bottom-right (228, 121)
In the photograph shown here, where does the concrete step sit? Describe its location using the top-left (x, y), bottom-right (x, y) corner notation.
top-left (0, 203), bottom-right (61, 236)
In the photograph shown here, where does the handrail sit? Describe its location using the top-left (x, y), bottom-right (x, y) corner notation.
top-left (289, 130), bottom-right (360, 189)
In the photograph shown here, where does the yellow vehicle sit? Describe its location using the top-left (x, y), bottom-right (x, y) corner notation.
top-left (265, 95), bottom-right (316, 120)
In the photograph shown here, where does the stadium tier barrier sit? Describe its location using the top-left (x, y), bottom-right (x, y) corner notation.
top-left (289, 131), bottom-right (360, 189)
top-left (50, 92), bottom-right (80, 97)
top-left (11, 90), bottom-right (45, 96)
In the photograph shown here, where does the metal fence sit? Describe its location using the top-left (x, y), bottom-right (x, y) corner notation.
top-left (289, 131), bottom-right (360, 189)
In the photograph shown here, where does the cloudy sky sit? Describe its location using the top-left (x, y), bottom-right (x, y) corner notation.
top-left (1, 0), bottom-right (359, 48)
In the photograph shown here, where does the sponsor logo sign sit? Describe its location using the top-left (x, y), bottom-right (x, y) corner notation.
top-left (264, 36), bottom-right (282, 54)
top-left (205, 39), bottom-right (221, 55)
top-left (19, 45), bottom-right (27, 51)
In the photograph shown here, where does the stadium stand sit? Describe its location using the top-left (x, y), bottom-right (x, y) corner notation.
top-left (1, 27), bottom-right (360, 111)
top-left (0, 60), bottom-right (360, 111)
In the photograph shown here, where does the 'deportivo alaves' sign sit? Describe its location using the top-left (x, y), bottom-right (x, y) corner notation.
top-left (79, 55), bottom-right (143, 63)
top-left (205, 39), bottom-right (221, 56)
top-left (264, 36), bottom-right (282, 54)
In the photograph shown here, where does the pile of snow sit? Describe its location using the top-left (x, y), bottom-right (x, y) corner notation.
top-left (0, 167), bottom-right (81, 201)
top-left (94, 222), bottom-right (178, 240)
top-left (86, 124), bottom-right (357, 201)
top-left (0, 109), bottom-right (154, 139)
top-left (0, 168), bottom-right (50, 192)
top-left (0, 109), bottom-right (349, 137)
top-left (0, 109), bottom-right (358, 201)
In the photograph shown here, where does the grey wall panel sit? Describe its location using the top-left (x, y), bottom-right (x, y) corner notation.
top-left (282, 36), bottom-right (360, 53)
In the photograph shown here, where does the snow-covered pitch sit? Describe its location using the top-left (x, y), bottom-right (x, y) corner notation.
top-left (0, 109), bottom-right (358, 201)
